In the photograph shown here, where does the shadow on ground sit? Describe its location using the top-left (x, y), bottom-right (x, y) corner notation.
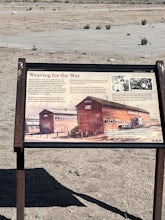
top-left (0, 168), bottom-right (142, 220)
top-left (0, 215), bottom-right (11, 220)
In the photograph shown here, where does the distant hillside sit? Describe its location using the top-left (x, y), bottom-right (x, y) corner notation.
top-left (0, 0), bottom-right (165, 3)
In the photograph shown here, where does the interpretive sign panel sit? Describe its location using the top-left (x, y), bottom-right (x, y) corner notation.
top-left (25, 70), bottom-right (163, 144)
top-left (14, 59), bottom-right (165, 149)
top-left (14, 59), bottom-right (165, 220)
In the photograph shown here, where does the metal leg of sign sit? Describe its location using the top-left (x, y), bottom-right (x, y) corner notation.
top-left (153, 148), bottom-right (165, 220)
top-left (16, 151), bottom-right (25, 220)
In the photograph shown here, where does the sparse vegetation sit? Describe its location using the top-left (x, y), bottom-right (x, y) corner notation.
top-left (141, 19), bottom-right (147, 25)
top-left (105, 24), bottom-right (111, 30)
top-left (141, 37), bottom-right (148, 45)
top-left (26, 7), bottom-right (32, 11)
top-left (32, 44), bottom-right (37, 51)
top-left (83, 24), bottom-right (90, 29)
top-left (70, 126), bottom-right (79, 137)
top-left (96, 25), bottom-right (102, 30)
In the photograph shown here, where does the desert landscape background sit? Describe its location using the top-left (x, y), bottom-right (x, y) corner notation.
top-left (0, 1), bottom-right (165, 220)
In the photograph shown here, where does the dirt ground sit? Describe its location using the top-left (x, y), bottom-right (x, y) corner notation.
top-left (0, 2), bottom-right (165, 220)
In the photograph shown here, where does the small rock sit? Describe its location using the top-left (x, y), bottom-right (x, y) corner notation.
top-left (68, 208), bottom-right (73, 213)
top-left (69, 169), bottom-right (80, 176)
top-left (74, 170), bottom-right (80, 176)
top-left (107, 58), bottom-right (116, 62)
top-left (140, 54), bottom-right (151, 58)
top-left (11, 11), bottom-right (18, 14)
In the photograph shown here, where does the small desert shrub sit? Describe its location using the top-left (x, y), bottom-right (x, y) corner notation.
top-left (141, 37), bottom-right (148, 45)
top-left (83, 24), bottom-right (90, 29)
top-left (96, 25), bottom-right (102, 30)
top-left (26, 7), bottom-right (32, 11)
top-left (105, 24), bottom-right (111, 30)
top-left (70, 126), bottom-right (79, 137)
top-left (32, 45), bottom-right (37, 51)
top-left (141, 19), bottom-right (147, 25)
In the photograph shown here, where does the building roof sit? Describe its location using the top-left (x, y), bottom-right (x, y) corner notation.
top-left (40, 109), bottom-right (77, 115)
top-left (77, 96), bottom-right (149, 114)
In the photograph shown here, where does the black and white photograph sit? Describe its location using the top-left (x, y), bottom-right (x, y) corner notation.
top-left (130, 78), bottom-right (152, 90)
top-left (112, 75), bottom-right (130, 92)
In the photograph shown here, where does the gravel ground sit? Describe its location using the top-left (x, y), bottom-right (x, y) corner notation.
top-left (0, 2), bottom-right (165, 220)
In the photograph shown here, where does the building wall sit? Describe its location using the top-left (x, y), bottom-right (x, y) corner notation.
top-left (77, 99), bottom-right (104, 135)
top-left (40, 110), bottom-right (54, 134)
top-left (77, 97), bottom-right (151, 135)
top-left (103, 106), bottom-right (150, 131)
top-left (25, 117), bottom-right (40, 134)
top-left (39, 110), bottom-right (77, 134)
top-left (53, 114), bottom-right (77, 133)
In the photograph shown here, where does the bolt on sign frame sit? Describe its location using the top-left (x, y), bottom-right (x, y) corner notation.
top-left (14, 58), bottom-right (165, 220)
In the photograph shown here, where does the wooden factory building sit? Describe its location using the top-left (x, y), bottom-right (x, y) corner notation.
top-left (39, 109), bottom-right (77, 134)
top-left (25, 117), bottom-right (39, 134)
top-left (76, 96), bottom-right (150, 135)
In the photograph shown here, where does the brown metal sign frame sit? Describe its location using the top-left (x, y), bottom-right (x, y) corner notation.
top-left (14, 58), bottom-right (165, 220)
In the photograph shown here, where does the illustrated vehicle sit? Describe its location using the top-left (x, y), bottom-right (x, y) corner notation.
top-left (118, 116), bottom-right (144, 130)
